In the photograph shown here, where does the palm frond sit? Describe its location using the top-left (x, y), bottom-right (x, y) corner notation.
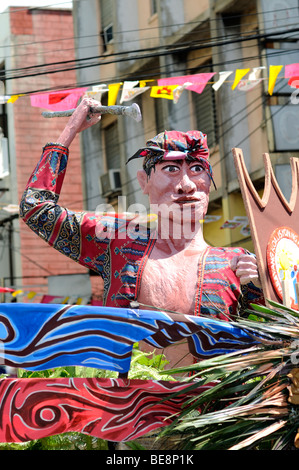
top-left (158, 301), bottom-right (299, 450)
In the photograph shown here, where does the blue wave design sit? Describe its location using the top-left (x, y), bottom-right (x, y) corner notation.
top-left (0, 303), bottom-right (264, 373)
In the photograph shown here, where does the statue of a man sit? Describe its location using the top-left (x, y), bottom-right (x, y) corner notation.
top-left (20, 98), bottom-right (264, 369)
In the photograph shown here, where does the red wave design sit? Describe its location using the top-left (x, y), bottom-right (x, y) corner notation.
top-left (0, 378), bottom-right (213, 442)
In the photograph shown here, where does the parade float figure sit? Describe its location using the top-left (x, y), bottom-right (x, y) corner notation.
top-left (19, 97), bottom-right (264, 368)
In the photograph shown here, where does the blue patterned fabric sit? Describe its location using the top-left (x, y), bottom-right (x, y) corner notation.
top-left (0, 303), bottom-right (267, 374)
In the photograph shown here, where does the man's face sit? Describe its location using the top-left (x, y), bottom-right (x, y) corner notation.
top-left (137, 158), bottom-right (211, 233)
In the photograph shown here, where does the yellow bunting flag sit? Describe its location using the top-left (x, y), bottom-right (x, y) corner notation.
top-left (108, 83), bottom-right (121, 106)
top-left (231, 69), bottom-right (250, 89)
top-left (150, 85), bottom-right (178, 100)
top-left (268, 65), bottom-right (283, 95)
top-left (27, 291), bottom-right (37, 300)
top-left (139, 79), bottom-right (155, 88)
top-left (7, 94), bottom-right (23, 103)
top-left (12, 289), bottom-right (23, 297)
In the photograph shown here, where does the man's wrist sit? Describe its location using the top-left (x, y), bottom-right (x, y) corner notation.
top-left (44, 142), bottom-right (69, 151)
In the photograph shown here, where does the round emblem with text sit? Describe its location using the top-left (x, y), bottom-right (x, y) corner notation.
top-left (267, 227), bottom-right (299, 309)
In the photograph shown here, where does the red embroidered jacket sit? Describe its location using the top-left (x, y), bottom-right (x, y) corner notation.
top-left (20, 143), bottom-right (264, 319)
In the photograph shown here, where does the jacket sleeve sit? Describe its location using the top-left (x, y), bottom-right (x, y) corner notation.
top-left (19, 143), bottom-right (110, 275)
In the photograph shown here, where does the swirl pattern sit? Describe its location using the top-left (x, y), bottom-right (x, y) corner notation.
top-left (0, 303), bottom-right (264, 373)
top-left (0, 377), bottom-right (213, 442)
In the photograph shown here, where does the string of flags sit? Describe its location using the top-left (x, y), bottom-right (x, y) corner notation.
top-left (0, 63), bottom-right (298, 109)
top-left (0, 287), bottom-right (99, 305)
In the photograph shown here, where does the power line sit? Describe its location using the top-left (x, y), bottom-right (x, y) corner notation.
top-left (1, 12), bottom-right (298, 83)
top-left (1, 39), bottom-right (298, 99)
top-left (1, 9), bottom-right (298, 63)
top-left (3, 45), bottom-right (297, 99)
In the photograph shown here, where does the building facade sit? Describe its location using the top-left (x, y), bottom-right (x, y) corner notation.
top-left (72, 0), bottom-right (299, 255)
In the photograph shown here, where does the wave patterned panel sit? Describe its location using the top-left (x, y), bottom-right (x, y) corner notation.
top-left (0, 303), bottom-right (263, 372)
top-left (0, 377), bottom-right (214, 442)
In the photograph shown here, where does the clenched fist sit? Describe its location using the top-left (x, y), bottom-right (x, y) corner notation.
top-left (231, 253), bottom-right (262, 288)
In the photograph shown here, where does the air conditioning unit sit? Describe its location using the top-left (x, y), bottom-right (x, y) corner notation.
top-left (0, 137), bottom-right (9, 179)
top-left (99, 169), bottom-right (121, 196)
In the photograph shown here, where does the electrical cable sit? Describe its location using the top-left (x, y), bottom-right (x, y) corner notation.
top-left (2, 24), bottom-right (299, 80)
top-left (1, 11), bottom-right (298, 64)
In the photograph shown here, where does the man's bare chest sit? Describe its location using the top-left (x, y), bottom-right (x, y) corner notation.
top-left (137, 249), bottom-right (201, 314)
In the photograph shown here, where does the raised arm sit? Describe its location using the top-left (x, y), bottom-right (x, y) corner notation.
top-left (19, 98), bottom-right (107, 274)
top-left (56, 96), bottom-right (102, 147)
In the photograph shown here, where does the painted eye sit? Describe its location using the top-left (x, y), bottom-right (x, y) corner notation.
top-left (163, 165), bottom-right (180, 172)
top-left (190, 164), bottom-right (205, 173)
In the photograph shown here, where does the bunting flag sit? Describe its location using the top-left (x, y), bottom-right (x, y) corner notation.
top-left (0, 377), bottom-right (214, 443)
top-left (150, 85), bottom-right (178, 99)
top-left (237, 66), bottom-right (265, 91)
top-left (231, 68), bottom-right (250, 90)
top-left (285, 63), bottom-right (299, 88)
top-left (108, 83), bottom-right (121, 106)
top-left (139, 79), bottom-right (155, 87)
top-left (212, 71), bottom-right (233, 91)
top-left (27, 291), bottom-right (37, 300)
top-left (120, 80), bottom-right (138, 103)
top-left (173, 82), bottom-right (192, 103)
top-left (30, 88), bottom-right (88, 111)
top-left (7, 95), bottom-right (22, 103)
top-left (268, 65), bottom-right (284, 95)
top-left (120, 81), bottom-right (150, 103)
top-left (11, 289), bottom-right (23, 297)
top-left (0, 287), bottom-right (15, 293)
top-left (85, 84), bottom-right (108, 101)
top-left (0, 95), bottom-right (13, 104)
top-left (220, 216), bottom-right (250, 236)
top-left (0, 303), bottom-right (267, 373)
top-left (21, 63), bottom-right (299, 114)
top-left (158, 72), bottom-right (216, 95)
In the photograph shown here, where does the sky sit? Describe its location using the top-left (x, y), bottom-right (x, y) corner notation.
top-left (0, 0), bottom-right (73, 14)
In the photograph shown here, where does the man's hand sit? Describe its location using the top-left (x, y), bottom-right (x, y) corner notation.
top-left (231, 253), bottom-right (262, 288)
top-left (57, 97), bottom-right (102, 147)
